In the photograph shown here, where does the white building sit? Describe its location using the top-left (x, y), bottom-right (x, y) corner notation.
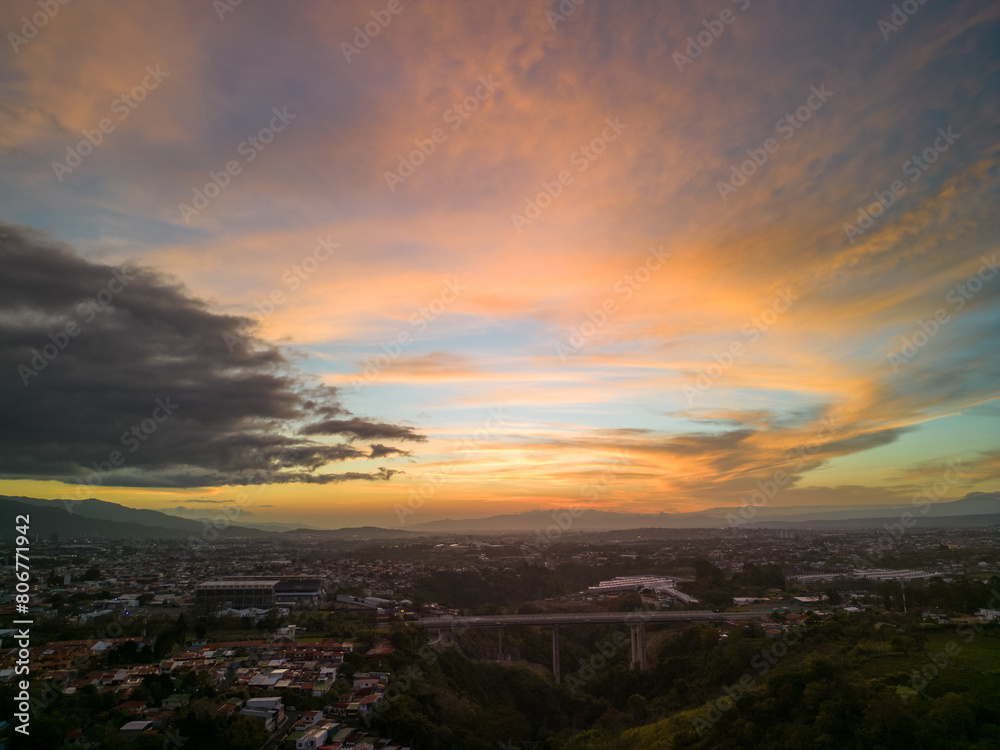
top-left (296, 726), bottom-right (329, 749)
top-left (119, 721), bottom-right (154, 741)
top-left (353, 671), bottom-right (389, 689)
top-left (851, 569), bottom-right (937, 581)
top-left (587, 575), bottom-right (699, 604)
top-left (241, 697), bottom-right (284, 731)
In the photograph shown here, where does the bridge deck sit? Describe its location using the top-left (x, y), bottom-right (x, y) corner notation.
top-left (411, 610), bottom-right (769, 628)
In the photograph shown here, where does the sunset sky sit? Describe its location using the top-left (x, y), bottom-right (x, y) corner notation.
top-left (1, 0), bottom-right (997, 527)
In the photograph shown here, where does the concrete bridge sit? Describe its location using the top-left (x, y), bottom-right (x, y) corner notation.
top-left (409, 610), bottom-right (770, 682)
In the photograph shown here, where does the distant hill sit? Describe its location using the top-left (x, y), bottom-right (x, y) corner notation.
top-left (405, 492), bottom-right (999, 532)
top-left (9, 496), bottom-right (209, 531)
top-left (0, 495), bottom-right (419, 541)
top-left (160, 505), bottom-right (322, 532)
top-left (0, 495), bottom-right (265, 540)
top-left (2, 491), bottom-right (994, 539)
top-left (745, 492), bottom-right (1000, 522)
top-left (743, 512), bottom-right (1000, 530)
top-left (282, 526), bottom-right (418, 539)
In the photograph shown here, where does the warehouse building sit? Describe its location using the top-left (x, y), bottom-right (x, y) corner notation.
top-left (195, 580), bottom-right (278, 610)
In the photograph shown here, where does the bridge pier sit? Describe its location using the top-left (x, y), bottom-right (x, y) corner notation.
top-left (629, 622), bottom-right (647, 670)
top-left (498, 627), bottom-right (505, 661)
top-left (552, 624), bottom-right (560, 683)
top-left (411, 612), bottom-right (767, 678)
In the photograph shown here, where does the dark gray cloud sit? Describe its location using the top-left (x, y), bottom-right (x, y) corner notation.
top-left (167, 505), bottom-right (257, 517)
top-left (282, 467), bottom-right (403, 484)
top-left (368, 444), bottom-right (412, 459)
top-left (300, 417), bottom-right (426, 442)
top-left (658, 429), bottom-right (757, 457)
top-left (0, 224), bottom-right (422, 488)
top-left (820, 427), bottom-right (913, 455)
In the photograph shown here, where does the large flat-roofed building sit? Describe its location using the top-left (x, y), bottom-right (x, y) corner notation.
top-left (196, 576), bottom-right (325, 609)
top-left (271, 576), bottom-right (325, 607)
top-left (195, 580), bottom-right (278, 610)
top-left (851, 568), bottom-right (937, 581)
top-left (587, 574), bottom-right (699, 604)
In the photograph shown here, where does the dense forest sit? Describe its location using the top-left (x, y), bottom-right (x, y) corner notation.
top-left (366, 606), bottom-right (1000, 749)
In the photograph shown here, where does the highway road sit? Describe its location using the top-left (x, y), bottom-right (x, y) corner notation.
top-left (409, 610), bottom-right (770, 628)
